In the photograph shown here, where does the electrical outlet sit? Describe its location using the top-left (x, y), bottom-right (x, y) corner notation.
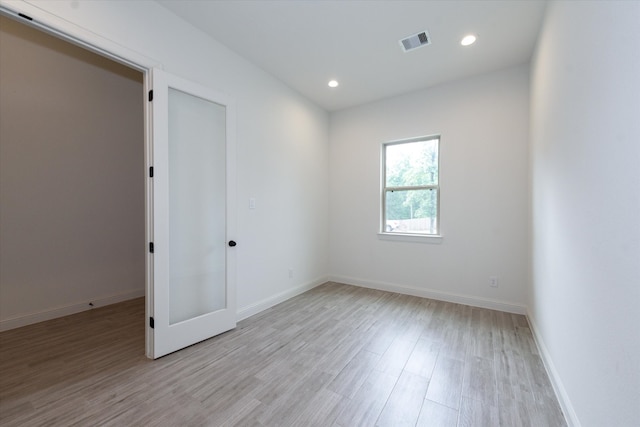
top-left (489, 276), bottom-right (499, 288)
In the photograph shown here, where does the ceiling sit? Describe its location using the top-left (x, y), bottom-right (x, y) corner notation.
top-left (157, 0), bottom-right (547, 112)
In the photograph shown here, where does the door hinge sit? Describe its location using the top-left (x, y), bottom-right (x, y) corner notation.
top-left (149, 242), bottom-right (154, 253)
top-left (149, 317), bottom-right (154, 329)
top-left (149, 166), bottom-right (154, 178)
top-left (148, 90), bottom-right (153, 102)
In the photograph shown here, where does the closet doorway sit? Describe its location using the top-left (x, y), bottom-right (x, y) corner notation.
top-left (0, 15), bottom-right (145, 344)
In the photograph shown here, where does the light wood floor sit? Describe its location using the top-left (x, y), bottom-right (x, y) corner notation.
top-left (0, 282), bottom-right (566, 426)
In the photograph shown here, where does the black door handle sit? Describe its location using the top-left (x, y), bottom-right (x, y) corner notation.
top-left (228, 240), bottom-right (237, 247)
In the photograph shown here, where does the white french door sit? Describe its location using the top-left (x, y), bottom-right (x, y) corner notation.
top-left (148, 69), bottom-right (236, 358)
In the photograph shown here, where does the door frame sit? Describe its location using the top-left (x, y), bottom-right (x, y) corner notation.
top-left (0, 2), bottom-right (158, 358)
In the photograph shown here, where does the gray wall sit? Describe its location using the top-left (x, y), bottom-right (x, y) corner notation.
top-left (0, 16), bottom-right (145, 327)
top-left (529, 2), bottom-right (640, 425)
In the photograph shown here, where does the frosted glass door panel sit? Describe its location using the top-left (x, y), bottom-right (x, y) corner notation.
top-left (168, 88), bottom-right (226, 325)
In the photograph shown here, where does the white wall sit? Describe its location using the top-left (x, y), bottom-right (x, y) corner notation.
top-left (529, 2), bottom-right (640, 426)
top-left (0, 15), bottom-right (145, 328)
top-left (329, 65), bottom-right (530, 312)
top-left (1, 0), bottom-right (329, 321)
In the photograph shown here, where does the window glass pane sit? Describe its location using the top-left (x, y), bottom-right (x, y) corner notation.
top-left (386, 138), bottom-right (438, 187)
top-left (385, 188), bottom-right (438, 234)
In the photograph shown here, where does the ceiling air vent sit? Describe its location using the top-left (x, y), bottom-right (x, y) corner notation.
top-left (400, 30), bottom-right (431, 52)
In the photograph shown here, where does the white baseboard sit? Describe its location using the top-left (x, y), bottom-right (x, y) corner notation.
top-left (0, 288), bottom-right (145, 332)
top-left (237, 277), bottom-right (328, 321)
top-left (329, 275), bottom-right (527, 315)
top-left (527, 311), bottom-right (581, 427)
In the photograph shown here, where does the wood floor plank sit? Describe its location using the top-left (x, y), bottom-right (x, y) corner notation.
top-left (462, 355), bottom-right (498, 407)
top-left (404, 338), bottom-right (441, 380)
top-left (469, 328), bottom-right (495, 359)
top-left (334, 369), bottom-right (398, 427)
top-left (524, 353), bottom-right (558, 401)
top-left (458, 396), bottom-right (500, 427)
top-left (0, 282), bottom-right (567, 426)
top-left (528, 392), bottom-right (568, 427)
top-left (498, 395), bottom-right (534, 427)
top-left (416, 399), bottom-right (459, 427)
top-left (515, 325), bottom-right (540, 355)
top-left (492, 327), bottom-right (520, 354)
top-left (327, 349), bottom-right (381, 399)
top-left (438, 323), bottom-right (470, 361)
top-left (376, 370), bottom-right (429, 426)
top-left (214, 397), bottom-right (262, 427)
top-left (425, 355), bottom-right (465, 410)
top-left (285, 387), bottom-right (345, 426)
top-left (495, 349), bottom-right (532, 402)
top-left (373, 336), bottom-right (417, 378)
top-left (362, 325), bottom-right (397, 356)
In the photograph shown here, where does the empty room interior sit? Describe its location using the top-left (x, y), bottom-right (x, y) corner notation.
top-left (0, 1), bottom-right (638, 426)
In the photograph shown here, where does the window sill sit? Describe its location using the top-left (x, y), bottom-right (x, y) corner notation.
top-left (377, 232), bottom-right (443, 244)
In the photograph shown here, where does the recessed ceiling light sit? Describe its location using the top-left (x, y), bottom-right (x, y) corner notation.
top-left (328, 80), bottom-right (339, 88)
top-left (461, 35), bottom-right (477, 46)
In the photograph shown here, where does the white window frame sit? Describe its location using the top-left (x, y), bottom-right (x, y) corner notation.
top-left (379, 135), bottom-right (443, 244)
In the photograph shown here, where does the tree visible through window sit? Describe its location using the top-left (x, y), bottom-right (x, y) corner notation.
top-left (382, 136), bottom-right (439, 235)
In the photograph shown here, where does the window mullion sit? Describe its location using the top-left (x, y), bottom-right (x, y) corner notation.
top-left (385, 185), bottom-right (437, 192)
